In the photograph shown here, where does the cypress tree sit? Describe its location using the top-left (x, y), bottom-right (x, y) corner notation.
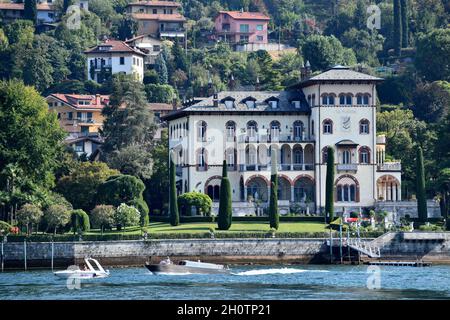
top-left (217, 160), bottom-right (232, 230)
top-left (269, 150), bottom-right (279, 230)
top-left (416, 146), bottom-right (428, 223)
top-left (155, 54), bottom-right (168, 84)
top-left (169, 154), bottom-right (179, 226)
top-left (24, 0), bottom-right (37, 24)
top-left (393, 0), bottom-right (402, 55)
top-left (400, 0), bottom-right (409, 47)
top-left (325, 147), bottom-right (335, 223)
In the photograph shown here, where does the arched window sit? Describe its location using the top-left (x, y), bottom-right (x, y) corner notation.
top-left (270, 120), bottom-right (280, 140)
top-left (322, 146), bottom-right (329, 164)
top-left (293, 121), bottom-right (304, 141)
top-left (247, 121), bottom-right (258, 138)
top-left (339, 93), bottom-right (352, 105)
top-left (225, 121), bottom-right (236, 141)
top-left (197, 121), bottom-right (207, 142)
top-left (359, 146), bottom-right (371, 164)
top-left (336, 176), bottom-right (359, 202)
top-left (359, 119), bottom-right (370, 134)
top-left (321, 94), bottom-right (335, 105)
top-left (323, 119), bottom-right (333, 134)
top-left (357, 94), bottom-right (370, 105)
top-left (196, 148), bottom-right (207, 171)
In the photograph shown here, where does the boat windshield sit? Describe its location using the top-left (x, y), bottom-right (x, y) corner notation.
top-left (178, 261), bottom-right (186, 265)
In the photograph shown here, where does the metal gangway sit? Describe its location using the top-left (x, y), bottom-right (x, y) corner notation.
top-left (346, 238), bottom-right (381, 258)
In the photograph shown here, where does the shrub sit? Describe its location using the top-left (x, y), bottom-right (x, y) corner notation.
top-left (16, 203), bottom-right (43, 235)
top-left (114, 203), bottom-right (140, 230)
top-left (350, 212), bottom-right (359, 218)
top-left (128, 198), bottom-right (150, 226)
top-left (96, 175), bottom-right (145, 207)
top-left (71, 209), bottom-right (90, 234)
top-left (90, 205), bottom-right (115, 234)
top-left (0, 221), bottom-right (12, 235)
top-left (44, 204), bottom-right (71, 235)
top-left (178, 192), bottom-right (212, 216)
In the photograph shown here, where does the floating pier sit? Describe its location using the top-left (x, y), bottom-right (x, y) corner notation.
top-left (366, 261), bottom-right (432, 267)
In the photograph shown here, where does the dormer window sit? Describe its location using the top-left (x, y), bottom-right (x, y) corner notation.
top-left (220, 96), bottom-right (235, 109)
top-left (265, 97), bottom-right (279, 109)
top-left (98, 45), bottom-right (112, 51)
top-left (292, 101), bottom-right (301, 109)
top-left (242, 96), bottom-right (257, 109)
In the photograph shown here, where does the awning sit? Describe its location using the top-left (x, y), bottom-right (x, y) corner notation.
top-left (335, 139), bottom-right (359, 147)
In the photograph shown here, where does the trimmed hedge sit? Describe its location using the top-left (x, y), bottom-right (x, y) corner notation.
top-left (149, 215), bottom-right (324, 223)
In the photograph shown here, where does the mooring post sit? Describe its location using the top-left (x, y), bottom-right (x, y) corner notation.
top-left (329, 228), bottom-right (333, 264)
top-left (51, 240), bottom-right (54, 271)
top-left (347, 227), bottom-right (350, 262)
top-left (24, 238), bottom-right (27, 271)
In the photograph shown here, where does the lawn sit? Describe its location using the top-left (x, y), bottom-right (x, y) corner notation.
top-left (85, 221), bottom-right (328, 235)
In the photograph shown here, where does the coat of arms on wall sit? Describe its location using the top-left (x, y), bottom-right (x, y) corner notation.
top-left (342, 116), bottom-right (351, 131)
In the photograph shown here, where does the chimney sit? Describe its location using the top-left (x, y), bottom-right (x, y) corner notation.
top-left (95, 94), bottom-right (101, 106)
top-left (228, 73), bottom-right (236, 91)
top-left (213, 92), bottom-right (218, 108)
top-left (172, 97), bottom-right (178, 111)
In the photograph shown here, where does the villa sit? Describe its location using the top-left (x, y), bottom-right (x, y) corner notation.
top-left (163, 65), bottom-right (403, 216)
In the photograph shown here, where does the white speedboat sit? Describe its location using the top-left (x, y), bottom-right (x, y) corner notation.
top-left (145, 257), bottom-right (230, 275)
top-left (54, 258), bottom-right (110, 279)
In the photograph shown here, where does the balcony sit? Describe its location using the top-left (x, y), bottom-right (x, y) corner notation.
top-left (377, 162), bottom-right (401, 171)
top-left (336, 164), bottom-right (358, 172)
top-left (239, 163), bottom-right (314, 172)
top-left (238, 133), bottom-right (312, 144)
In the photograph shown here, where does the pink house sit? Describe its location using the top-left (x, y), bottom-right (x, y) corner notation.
top-left (214, 11), bottom-right (270, 44)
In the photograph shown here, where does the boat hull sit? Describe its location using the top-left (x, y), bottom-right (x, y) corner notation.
top-left (54, 271), bottom-right (109, 279)
top-left (145, 263), bottom-right (229, 275)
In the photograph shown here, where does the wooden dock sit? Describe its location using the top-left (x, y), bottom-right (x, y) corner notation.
top-left (366, 261), bottom-right (432, 267)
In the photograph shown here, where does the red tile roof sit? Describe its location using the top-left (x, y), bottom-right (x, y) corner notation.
top-left (0, 2), bottom-right (55, 10)
top-left (132, 13), bottom-right (186, 21)
top-left (84, 39), bottom-right (146, 56)
top-left (219, 10), bottom-right (270, 21)
top-left (147, 103), bottom-right (173, 111)
top-left (128, 1), bottom-right (181, 7)
top-left (48, 94), bottom-right (110, 110)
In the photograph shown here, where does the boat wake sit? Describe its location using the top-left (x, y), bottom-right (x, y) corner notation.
top-left (233, 268), bottom-right (330, 276)
top-left (151, 272), bottom-right (193, 276)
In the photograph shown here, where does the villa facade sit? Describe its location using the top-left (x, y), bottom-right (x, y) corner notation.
top-left (163, 66), bottom-right (402, 215)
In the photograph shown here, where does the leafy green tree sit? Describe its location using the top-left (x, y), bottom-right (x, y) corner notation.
top-left (114, 15), bottom-right (137, 41)
top-left (416, 146), bottom-right (428, 223)
top-left (301, 35), bottom-right (356, 71)
top-left (56, 162), bottom-right (119, 212)
top-left (353, 0), bottom-right (367, 30)
top-left (128, 198), bottom-right (149, 226)
top-left (247, 50), bottom-right (282, 90)
top-left (107, 145), bottom-right (153, 180)
top-left (114, 203), bottom-right (140, 230)
top-left (178, 192), bottom-right (212, 216)
top-left (415, 28), bottom-right (450, 82)
top-left (101, 75), bottom-right (156, 155)
top-left (144, 129), bottom-right (169, 214)
top-left (63, 0), bottom-right (73, 12)
top-left (341, 28), bottom-right (384, 66)
top-left (169, 156), bottom-right (179, 226)
top-left (90, 205), bottom-right (115, 234)
top-left (412, 81), bottom-right (450, 123)
top-left (44, 204), bottom-right (71, 235)
top-left (145, 84), bottom-right (176, 103)
top-left (400, 0), bottom-right (409, 47)
top-left (325, 147), bottom-right (335, 222)
top-left (436, 168), bottom-right (450, 230)
top-left (269, 152), bottom-right (279, 230)
top-left (393, 0), bottom-right (402, 55)
top-left (171, 40), bottom-right (187, 73)
top-left (97, 175), bottom-right (146, 207)
top-left (0, 80), bottom-right (66, 189)
top-left (16, 203), bottom-right (43, 235)
top-left (24, 0), bottom-right (37, 23)
top-left (217, 160), bottom-right (232, 230)
top-left (71, 209), bottom-right (90, 234)
top-left (155, 54), bottom-right (168, 84)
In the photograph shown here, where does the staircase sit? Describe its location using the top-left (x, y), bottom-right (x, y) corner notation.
top-left (346, 238), bottom-right (381, 258)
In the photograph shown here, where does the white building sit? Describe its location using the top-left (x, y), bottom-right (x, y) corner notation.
top-left (84, 40), bottom-right (146, 83)
top-left (163, 66), bottom-right (402, 216)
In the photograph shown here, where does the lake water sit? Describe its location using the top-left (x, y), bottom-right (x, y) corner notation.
top-left (1, 264), bottom-right (450, 300)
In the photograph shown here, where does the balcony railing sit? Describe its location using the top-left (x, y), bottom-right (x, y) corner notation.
top-left (238, 133), bottom-right (312, 143)
top-left (239, 163), bottom-right (314, 172)
top-left (377, 162), bottom-right (401, 171)
top-left (336, 164), bottom-right (358, 172)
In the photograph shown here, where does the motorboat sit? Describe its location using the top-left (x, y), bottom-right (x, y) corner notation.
top-left (54, 258), bottom-right (110, 279)
top-left (145, 257), bottom-right (230, 275)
